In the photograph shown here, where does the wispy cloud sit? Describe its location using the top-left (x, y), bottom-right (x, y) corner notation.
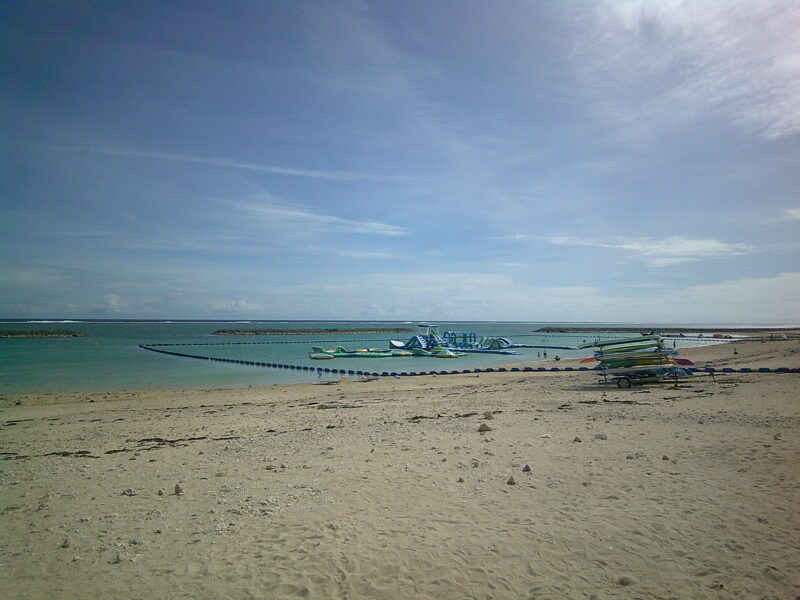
top-left (336, 250), bottom-right (395, 259)
top-left (230, 199), bottom-right (407, 237)
top-left (486, 233), bottom-right (528, 241)
top-left (301, 2), bottom-right (486, 172)
top-left (784, 208), bottom-right (800, 220)
top-left (80, 147), bottom-right (373, 181)
top-left (570, 0), bottom-right (800, 140)
top-left (546, 234), bottom-right (754, 266)
top-left (103, 294), bottom-right (125, 311)
top-left (0, 266), bottom-right (66, 287)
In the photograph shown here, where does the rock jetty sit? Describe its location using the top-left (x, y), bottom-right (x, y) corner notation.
top-left (0, 330), bottom-right (83, 338)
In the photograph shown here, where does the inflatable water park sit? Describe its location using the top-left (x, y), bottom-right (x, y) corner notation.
top-left (308, 323), bottom-right (575, 360)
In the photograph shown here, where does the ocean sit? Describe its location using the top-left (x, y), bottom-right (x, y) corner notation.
top-left (0, 320), bottom-right (729, 394)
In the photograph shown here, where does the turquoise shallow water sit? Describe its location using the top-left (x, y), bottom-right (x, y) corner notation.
top-left (0, 321), bottom-right (725, 394)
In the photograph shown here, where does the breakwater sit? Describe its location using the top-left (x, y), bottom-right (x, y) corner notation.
top-left (0, 330), bottom-right (83, 338)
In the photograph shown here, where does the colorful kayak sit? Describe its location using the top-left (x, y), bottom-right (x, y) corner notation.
top-left (597, 350), bottom-right (676, 361)
top-left (598, 357), bottom-right (677, 369)
top-left (594, 342), bottom-right (664, 355)
top-left (583, 350), bottom-right (677, 364)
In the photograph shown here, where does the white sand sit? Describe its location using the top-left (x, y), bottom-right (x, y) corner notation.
top-left (1, 336), bottom-right (798, 599)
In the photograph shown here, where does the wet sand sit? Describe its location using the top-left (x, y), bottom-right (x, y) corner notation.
top-left (1, 336), bottom-right (798, 599)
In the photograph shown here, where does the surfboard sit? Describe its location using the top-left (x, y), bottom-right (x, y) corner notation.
top-left (577, 335), bottom-right (661, 350)
top-left (598, 357), bottom-right (677, 369)
top-left (583, 350), bottom-right (677, 363)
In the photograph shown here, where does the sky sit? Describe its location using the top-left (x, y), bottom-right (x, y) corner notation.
top-left (2, 0), bottom-right (799, 323)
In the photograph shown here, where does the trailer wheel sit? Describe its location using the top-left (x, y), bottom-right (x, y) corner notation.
top-left (617, 377), bottom-right (632, 389)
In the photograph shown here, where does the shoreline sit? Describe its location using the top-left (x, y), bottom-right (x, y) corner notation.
top-left (6, 334), bottom-right (799, 403)
top-left (534, 326), bottom-right (800, 334)
top-left (5, 331), bottom-right (798, 398)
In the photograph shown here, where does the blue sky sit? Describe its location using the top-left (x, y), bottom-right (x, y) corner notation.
top-left (2, 0), bottom-right (798, 323)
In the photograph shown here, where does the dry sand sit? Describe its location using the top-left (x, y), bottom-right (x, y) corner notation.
top-left (1, 336), bottom-right (798, 599)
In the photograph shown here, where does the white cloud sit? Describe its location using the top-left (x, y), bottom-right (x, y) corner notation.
top-left (546, 234), bottom-right (753, 266)
top-left (784, 208), bottom-right (800, 220)
top-left (651, 272), bottom-right (800, 323)
top-left (80, 147), bottom-right (372, 181)
top-left (104, 294), bottom-right (125, 311)
top-left (229, 199), bottom-right (407, 237)
top-left (486, 234), bottom-right (528, 241)
top-left (0, 266), bottom-right (65, 286)
top-left (571, 0), bottom-right (800, 140)
top-left (643, 257), bottom-right (698, 267)
top-left (216, 299), bottom-right (250, 311)
top-left (358, 271), bottom-right (800, 323)
top-left (336, 250), bottom-right (395, 259)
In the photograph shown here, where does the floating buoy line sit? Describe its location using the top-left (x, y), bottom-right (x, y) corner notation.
top-left (138, 342), bottom-right (798, 377)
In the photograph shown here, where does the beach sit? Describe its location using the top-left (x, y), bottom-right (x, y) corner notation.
top-left (1, 335), bottom-right (798, 599)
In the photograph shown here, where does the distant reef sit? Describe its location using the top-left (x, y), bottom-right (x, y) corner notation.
top-left (0, 330), bottom-right (84, 338)
top-left (213, 327), bottom-right (414, 336)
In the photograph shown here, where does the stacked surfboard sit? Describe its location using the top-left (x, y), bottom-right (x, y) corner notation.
top-left (578, 335), bottom-right (693, 377)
